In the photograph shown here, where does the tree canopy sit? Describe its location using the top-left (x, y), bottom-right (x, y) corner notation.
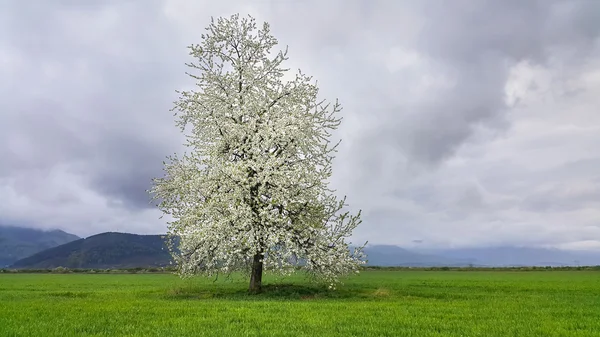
top-left (151, 14), bottom-right (365, 292)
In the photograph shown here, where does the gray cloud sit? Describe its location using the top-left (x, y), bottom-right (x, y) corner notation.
top-left (351, 0), bottom-right (600, 167)
top-left (0, 0), bottom-right (185, 235)
top-left (1, 1), bottom-right (183, 208)
top-left (1, 0), bottom-right (600, 250)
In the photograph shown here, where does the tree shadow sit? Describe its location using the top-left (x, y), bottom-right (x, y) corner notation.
top-left (162, 282), bottom-right (367, 301)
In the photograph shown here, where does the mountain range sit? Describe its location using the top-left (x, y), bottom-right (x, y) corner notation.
top-left (415, 246), bottom-right (600, 267)
top-left (2, 227), bottom-right (600, 269)
top-left (0, 225), bottom-right (80, 267)
top-left (10, 232), bottom-right (172, 269)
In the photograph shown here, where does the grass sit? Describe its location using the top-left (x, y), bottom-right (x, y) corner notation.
top-left (1, 270), bottom-right (599, 336)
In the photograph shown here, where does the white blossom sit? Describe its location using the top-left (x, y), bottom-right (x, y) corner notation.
top-left (150, 14), bottom-right (366, 291)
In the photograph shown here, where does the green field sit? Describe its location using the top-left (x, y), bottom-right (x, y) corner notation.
top-left (1, 270), bottom-right (599, 336)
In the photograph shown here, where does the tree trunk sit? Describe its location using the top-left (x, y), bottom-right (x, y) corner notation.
top-left (249, 253), bottom-right (264, 293)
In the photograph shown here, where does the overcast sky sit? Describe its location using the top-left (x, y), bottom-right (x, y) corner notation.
top-left (2, 0), bottom-right (600, 250)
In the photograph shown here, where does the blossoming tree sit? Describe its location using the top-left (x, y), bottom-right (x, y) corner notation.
top-left (151, 14), bottom-right (365, 293)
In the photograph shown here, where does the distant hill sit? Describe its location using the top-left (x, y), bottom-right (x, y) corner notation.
top-left (0, 226), bottom-right (80, 267)
top-left (10, 230), bottom-right (600, 269)
top-left (10, 232), bottom-right (172, 269)
top-left (363, 245), bottom-right (472, 267)
top-left (420, 246), bottom-right (600, 267)
top-left (10, 233), bottom-right (467, 269)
